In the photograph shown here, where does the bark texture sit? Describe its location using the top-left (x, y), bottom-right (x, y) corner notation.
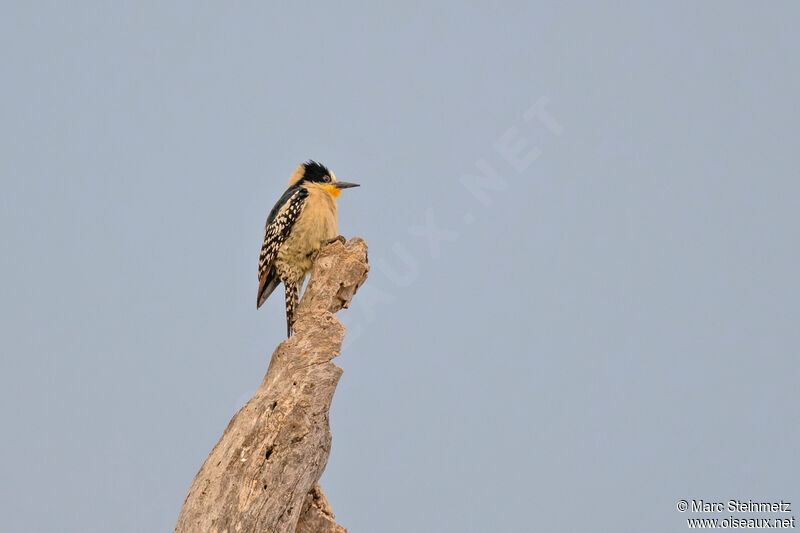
top-left (175, 237), bottom-right (368, 533)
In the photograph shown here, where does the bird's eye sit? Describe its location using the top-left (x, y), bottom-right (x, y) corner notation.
top-left (323, 175), bottom-right (331, 182)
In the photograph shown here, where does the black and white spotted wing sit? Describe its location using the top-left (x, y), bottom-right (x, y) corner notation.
top-left (257, 186), bottom-right (308, 308)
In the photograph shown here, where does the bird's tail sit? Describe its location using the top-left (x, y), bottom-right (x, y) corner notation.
top-left (284, 282), bottom-right (299, 337)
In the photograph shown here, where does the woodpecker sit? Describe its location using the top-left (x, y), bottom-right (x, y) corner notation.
top-left (257, 161), bottom-right (360, 337)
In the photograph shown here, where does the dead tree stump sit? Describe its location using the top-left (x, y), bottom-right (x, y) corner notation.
top-left (175, 237), bottom-right (369, 533)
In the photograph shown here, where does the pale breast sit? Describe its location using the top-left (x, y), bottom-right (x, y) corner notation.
top-left (276, 187), bottom-right (338, 274)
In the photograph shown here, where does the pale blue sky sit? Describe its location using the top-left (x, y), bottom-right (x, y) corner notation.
top-left (1, 3), bottom-right (798, 532)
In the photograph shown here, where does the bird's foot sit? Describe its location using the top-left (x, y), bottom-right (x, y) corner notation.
top-left (326, 235), bottom-right (347, 246)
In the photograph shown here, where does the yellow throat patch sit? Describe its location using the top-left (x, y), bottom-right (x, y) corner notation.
top-left (324, 184), bottom-right (342, 198)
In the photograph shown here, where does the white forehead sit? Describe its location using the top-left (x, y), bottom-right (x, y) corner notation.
top-left (330, 171), bottom-right (336, 181)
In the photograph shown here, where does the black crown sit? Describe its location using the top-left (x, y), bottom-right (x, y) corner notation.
top-left (302, 160), bottom-right (330, 182)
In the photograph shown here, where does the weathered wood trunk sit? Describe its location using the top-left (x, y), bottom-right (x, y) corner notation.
top-left (175, 237), bottom-right (368, 533)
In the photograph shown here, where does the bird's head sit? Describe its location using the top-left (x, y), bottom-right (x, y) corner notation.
top-left (288, 160), bottom-right (360, 198)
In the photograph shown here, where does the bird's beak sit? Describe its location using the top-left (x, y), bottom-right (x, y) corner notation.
top-left (334, 181), bottom-right (360, 189)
